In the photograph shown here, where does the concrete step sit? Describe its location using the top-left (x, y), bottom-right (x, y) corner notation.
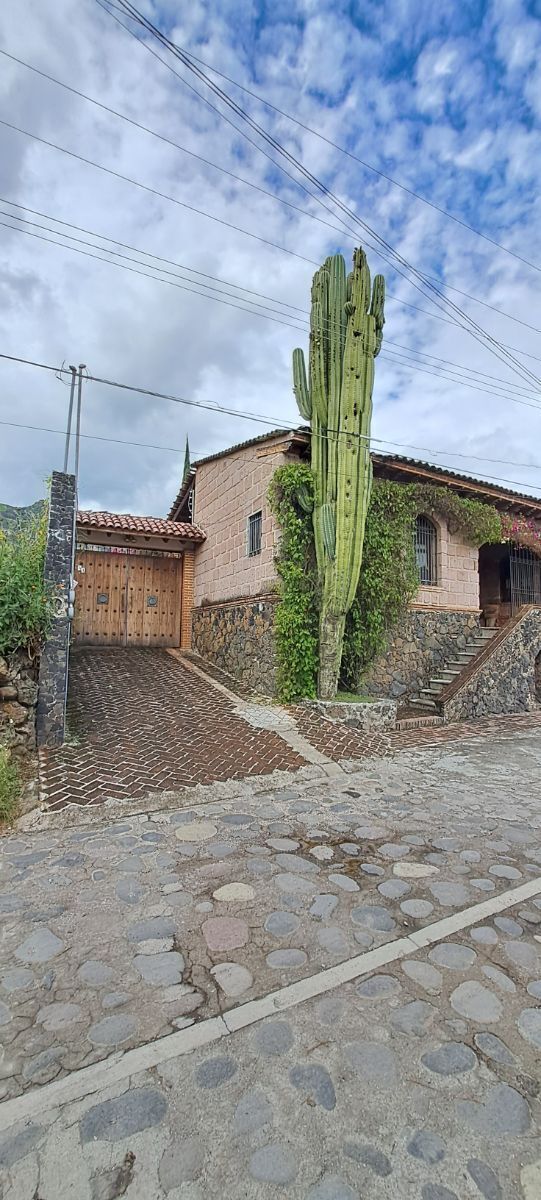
top-left (409, 696), bottom-right (439, 711)
top-left (421, 687), bottom-right (443, 698)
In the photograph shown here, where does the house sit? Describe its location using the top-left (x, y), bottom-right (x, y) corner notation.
top-left (70, 427), bottom-right (541, 717)
top-left (167, 427), bottom-right (541, 711)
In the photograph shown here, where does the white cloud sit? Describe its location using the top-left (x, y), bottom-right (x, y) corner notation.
top-left (0, 0), bottom-right (540, 517)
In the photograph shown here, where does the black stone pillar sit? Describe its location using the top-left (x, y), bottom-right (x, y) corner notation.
top-left (36, 471), bottom-right (76, 747)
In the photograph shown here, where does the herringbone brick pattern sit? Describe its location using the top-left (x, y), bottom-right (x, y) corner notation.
top-left (39, 649), bottom-right (305, 811)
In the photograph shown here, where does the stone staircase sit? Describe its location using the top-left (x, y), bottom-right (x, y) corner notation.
top-left (409, 626), bottom-right (497, 713)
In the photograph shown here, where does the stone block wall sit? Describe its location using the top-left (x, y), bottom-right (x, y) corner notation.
top-left (192, 596), bottom-right (278, 695)
top-left (36, 471), bottom-right (76, 747)
top-left (0, 651), bottom-right (39, 753)
top-left (363, 608), bottom-right (481, 701)
top-left (442, 607), bottom-right (541, 722)
top-left (415, 513), bottom-right (480, 611)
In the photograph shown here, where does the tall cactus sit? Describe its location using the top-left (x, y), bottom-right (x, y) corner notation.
top-left (293, 247), bottom-right (385, 699)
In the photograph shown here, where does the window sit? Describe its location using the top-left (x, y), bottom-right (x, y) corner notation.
top-left (414, 514), bottom-right (437, 585)
top-left (247, 511), bottom-right (262, 557)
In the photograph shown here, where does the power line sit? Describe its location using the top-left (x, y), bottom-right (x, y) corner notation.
top-left (0, 119), bottom-right (317, 269)
top-left (2, 351), bottom-right (541, 492)
top-left (5, 213), bottom-right (541, 412)
top-left (117, 17), bottom-right (541, 279)
top-left (4, 48), bottom-right (541, 343)
top-left (3, 199), bottom-right (539, 398)
top-left (105, 0), bottom-right (541, 394)
top-left (3, 415), bottom-right (541, 476)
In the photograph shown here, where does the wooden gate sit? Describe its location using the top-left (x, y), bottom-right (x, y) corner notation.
top-left (72, 550), bottom-right (182, 647)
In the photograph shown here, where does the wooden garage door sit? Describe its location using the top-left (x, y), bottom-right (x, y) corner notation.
top-left (73, 551), bottom-right (182, 647)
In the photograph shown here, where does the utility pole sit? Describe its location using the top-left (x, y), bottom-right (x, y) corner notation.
top-left (74, 363), bottom-right (86, 486)
top-left (63, 366), bottom-right (77, 473)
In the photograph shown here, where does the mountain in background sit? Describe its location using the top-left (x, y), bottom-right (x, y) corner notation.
top-left (0, 500), bottom-right (46, 536)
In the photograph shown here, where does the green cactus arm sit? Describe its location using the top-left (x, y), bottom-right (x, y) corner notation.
top-left (292, 348), bottom-right (311, 420)
top-left (370, 275), bottom-right (386, 358)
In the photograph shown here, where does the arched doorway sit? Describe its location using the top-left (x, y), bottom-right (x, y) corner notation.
top-left (479, 542), bottom-right (541, 626)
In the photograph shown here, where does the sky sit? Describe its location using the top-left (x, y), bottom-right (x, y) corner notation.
top-left (1, 0), bottom-right (541, 515)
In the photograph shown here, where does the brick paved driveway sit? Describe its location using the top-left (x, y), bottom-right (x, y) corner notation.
top-left (39, 650), bottom-right (305, 811)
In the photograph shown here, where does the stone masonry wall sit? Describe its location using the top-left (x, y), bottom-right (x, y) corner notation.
top-left (442, 607), bottom-right (541, 722)
top-left (36, 471), bottom-right (76, 747)
top-left (192, 597), bottom-right (278, 695)
top-left (0, 651), bottom-right (39, 753)
top-left (363, 608), bottom-right (481, 701)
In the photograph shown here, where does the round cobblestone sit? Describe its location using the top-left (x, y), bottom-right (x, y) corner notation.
top-left (306, 1176), bottom-right (358, 1199)
top-left (212, 883), bottom-right (255, 902)
top-left (471, 926), bottom-right (498, 945)
top-left (195, 1056), bottom-right (237, 1089)
top-left (233, 1089), bottom-right (273, 1134)
top-left (210, 963), bottom-right (253, 997)
top-left (428, 881), bottom-right (470, 906)
top-left (421, 1042), bottom-right (477, 1076)
top-left (351, 905), bottom-right (395, 932)
top-left (402, 960), bottom-right (442, 993)
top-left (467, 1159), bottom-right (503, 1200)
top-left (517, 1007), bottom-right (541, 1048)
top-left (88, 1014), bottom-right (136, 1046)
top-left (450, 981), bottom-right (503, 1022)
top-left (249, 1143), bottom-right (297, 1185)
top-left (77, 960), bottom-right (114, 987)
top-left (267, 949), bottom-right (308, 969)
top-left (328, 873), bottom-right (359, 893)
top-left (175, 822), bottom-right (217, 842)
top-left (318, 927), bottom-right (349, 955)
top-left (289, 1063), bottom-right (336, 1110)
top-left (255, 1022), bottom-right (294, 1056)
top-left (489, 864), bottom-right (521, 880)
top-left (378, 879), bottom-right (410, 899)
top-left (407, 1129), bottom-right (446, 1163)
top-left (343, 1142), bottom-right (392, 1177)
top-left (482, 965), bottom-right (516, 993)
top-left (474, 1032), bottom-right (515, 1065)
top-left (265, 911), bottom-right (300, 937)
top-left (391, 999), bottom-right (437, 1036)
top-left (400, 899), bottom-right (434, 918)
top-left (429, 943), bottom-right (477, 970)
top-left (356, 975), bottom-right (401, 1000)
top-left (457, 1082), bottom-right (530, 1134)
top-left (494, 916), bottom-right (523, 937)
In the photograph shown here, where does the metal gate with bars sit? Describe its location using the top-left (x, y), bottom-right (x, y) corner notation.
top-left (510, 543), bottom-right (541, 611)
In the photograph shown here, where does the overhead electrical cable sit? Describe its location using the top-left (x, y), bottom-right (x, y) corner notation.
top-left (2, 199), bottom-right (539, 397)
top-left (101, 0), bottom-right (541, 393)
top-left (4, 216), bottom-right (541, 410)
top-left (3, 48), bottom-right (540, 343)
top-left (98, 9), bottom-right (540, 278)
top-left (2, 352), bottom-right (541, 491)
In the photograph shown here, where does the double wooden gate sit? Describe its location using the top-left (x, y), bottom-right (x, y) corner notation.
top-left (72, 549), bottom-right (183, 647)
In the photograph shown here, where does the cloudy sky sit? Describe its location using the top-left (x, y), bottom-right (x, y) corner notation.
top-left (1, 0), bottom-right (541, 515)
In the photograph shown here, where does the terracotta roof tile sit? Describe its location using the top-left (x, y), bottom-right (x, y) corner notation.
top-left (77, 511), bottom-right (205, 540)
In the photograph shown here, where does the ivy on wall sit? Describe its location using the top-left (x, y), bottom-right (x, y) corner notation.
top-left (270, 466), bottom-right (510, 700)
top-left (267, 464), bottom-right (318, 701)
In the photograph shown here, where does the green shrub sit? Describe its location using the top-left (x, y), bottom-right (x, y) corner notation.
top-left (268, 464), bottom-right (318, 702)
top-left (0, 507), bottom-right (50, 657)
top-left (0, 746), bottom-right (20, 823)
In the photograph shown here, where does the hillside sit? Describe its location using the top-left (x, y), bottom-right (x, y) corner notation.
top-left (0, 500), bottom-right (45, 536)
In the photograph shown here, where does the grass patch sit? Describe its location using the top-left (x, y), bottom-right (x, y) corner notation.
top-left (0, 746), bottom-right (20, 824)
top-left (336, 691), bottom-right (374, 703)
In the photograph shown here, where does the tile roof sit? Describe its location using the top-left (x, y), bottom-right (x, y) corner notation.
top-left (77, 511), bottom-right (205, 540)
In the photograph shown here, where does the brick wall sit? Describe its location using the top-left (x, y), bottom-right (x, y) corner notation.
top-left (36, 471), bottom-right (76, 747)
top-left (193, 438), bottom-right (289, 605)
top-left (415, 514), bottom-right (480, 612)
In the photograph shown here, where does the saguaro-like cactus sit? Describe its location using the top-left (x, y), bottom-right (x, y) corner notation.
top-left (293, 247), bottom-right (385, 699)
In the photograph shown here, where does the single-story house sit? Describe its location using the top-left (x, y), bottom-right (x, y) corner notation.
top-left (72, 427), bottom-right (541, 718)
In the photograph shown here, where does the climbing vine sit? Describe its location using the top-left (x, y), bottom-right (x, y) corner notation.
top-left (269, 465), bottom-right (510, 699)
top-left (267, 464), bottom-right (318, 701)
top-left (341, 481), bottom-right (419, 690)
top-left (342, 481), bottom-right (503, 689)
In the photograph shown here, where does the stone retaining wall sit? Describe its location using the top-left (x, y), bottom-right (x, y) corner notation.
top-left (192, 596), bottom-right (278, 695)
top-left (442, 607), bottom-right (541, 722)
top-left (362, 608), bottom-right (480, 701)
top-left (0, 651), bottom-right (39, 753)
top-left (306, 698), bottom-right (397, 731)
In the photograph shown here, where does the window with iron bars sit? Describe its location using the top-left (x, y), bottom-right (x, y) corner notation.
top-left (247, 511), bottom-right (262, 557)
top-left (414, 514), bottom-right (438, 585)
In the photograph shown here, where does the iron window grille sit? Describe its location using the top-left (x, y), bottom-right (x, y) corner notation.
top-left (414, 514), bottom-right (437, 585)
top-left (247, 511), bottom-right (262, 557)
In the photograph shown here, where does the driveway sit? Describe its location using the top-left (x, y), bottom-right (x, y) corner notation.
top-left (38, 649), bottom-right (306, 811)
top-left (2, 723), bottom-right (541, 1197)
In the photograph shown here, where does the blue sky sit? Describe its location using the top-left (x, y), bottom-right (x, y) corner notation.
top-left (1, 0), bottom-right (541, 511)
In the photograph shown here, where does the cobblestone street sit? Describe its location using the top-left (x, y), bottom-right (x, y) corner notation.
top-left (2, 722), bottom-right (541, 1197)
